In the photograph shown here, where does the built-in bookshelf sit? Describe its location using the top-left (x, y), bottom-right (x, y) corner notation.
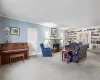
top-left (67, 31), bottom-right (77, 42)
top-left (91, 30), bottom-right (100, 44)
top-left (67, 27), bottom-right (100, 44)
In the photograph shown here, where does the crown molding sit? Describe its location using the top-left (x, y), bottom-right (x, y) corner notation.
top-left (0, 14), bottom-right (39, 25)
top-left (0, 14), bottom-right (59, 28)
top-left (0, 14), bottom-right (55, 28)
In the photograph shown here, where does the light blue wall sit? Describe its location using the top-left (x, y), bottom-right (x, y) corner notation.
top-left (0, 16), bottom-right (64, 53)
top-left (0, 16), bottom-right (51, 52)
top-left (0, 17), bottom-right (7, 43)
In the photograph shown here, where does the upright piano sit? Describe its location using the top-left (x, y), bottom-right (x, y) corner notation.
top-left (0, 43), bottom-right (29, 65)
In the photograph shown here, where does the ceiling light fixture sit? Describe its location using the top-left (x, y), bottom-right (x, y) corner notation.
top-left (39, 22), bottom-right (57, 27)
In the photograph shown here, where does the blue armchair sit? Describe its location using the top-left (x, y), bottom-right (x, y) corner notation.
top-left (40, 43), bottom-right (52, 57)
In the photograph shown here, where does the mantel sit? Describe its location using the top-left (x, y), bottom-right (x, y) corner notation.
top-left (46, 38), bottom-right (61, 40)
top-left (50, 38), bottom-right (60, 40)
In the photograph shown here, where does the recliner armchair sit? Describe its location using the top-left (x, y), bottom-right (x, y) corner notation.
top-left (40, 43), bottom-right (52, 57)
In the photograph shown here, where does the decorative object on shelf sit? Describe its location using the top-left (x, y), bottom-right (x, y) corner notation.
top-left (4, 27), bottom-right (10, 43)
top-left (10, 27), bottom-right (20, 35)
top-left (77, 30), bottom-right (82, 32)
top-left (53, 44), bottom-right (60, 52)
top-left (51, 28), bottom-right (58, 37)
top-left (84, 30), bottom-right (87, 31)
top-left (53, 47), bottom-right (57, 53)
top-left (67, 30), bottom-right (77, 42)
top-left (87, 28), bottom-right (95, 31)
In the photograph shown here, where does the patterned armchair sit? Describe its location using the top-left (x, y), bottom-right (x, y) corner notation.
top-left (65, 43), bottom-right (88, 63)
top-left (65, 42), bottom-right (81, 50)
top-left (72, 45), bottom-right (88, 63)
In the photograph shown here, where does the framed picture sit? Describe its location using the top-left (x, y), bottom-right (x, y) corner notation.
top-left (10, 27), bottom-right (20, 35)
top-left (51, 28), bottom-right (58, 37)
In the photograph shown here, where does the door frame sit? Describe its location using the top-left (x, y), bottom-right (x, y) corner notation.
top-left (27, 28), bottom-right (38, 56)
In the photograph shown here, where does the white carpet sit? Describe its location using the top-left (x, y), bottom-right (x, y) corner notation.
top-left (0, 51), bottom-right (100, 80)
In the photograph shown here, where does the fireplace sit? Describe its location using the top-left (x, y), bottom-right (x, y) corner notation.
top-left (53, 44), bottom-right (60, 52)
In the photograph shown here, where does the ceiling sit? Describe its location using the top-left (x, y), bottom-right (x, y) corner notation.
top-left (0, 0), bottom-right (100, 29)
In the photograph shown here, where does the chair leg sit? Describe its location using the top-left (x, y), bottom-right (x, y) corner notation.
top-left (62, 54), bottom-right (63, 61)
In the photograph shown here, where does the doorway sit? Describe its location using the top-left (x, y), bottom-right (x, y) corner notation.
top-left (27, 28), bottom-right (38, 56)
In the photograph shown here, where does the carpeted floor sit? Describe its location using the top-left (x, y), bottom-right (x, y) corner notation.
top-left (0, 51), bottom-right (100, 80)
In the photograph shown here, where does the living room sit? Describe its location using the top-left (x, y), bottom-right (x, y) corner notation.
top-left (0, 0), bottom-right (100, 80)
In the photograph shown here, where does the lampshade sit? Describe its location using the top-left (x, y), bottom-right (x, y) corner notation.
top-left (4, 27), bottom-right (10, 31)
top-left (79, 33), bottom-right (82, 37)
top-left (85, 33), bottom-right (88, 37)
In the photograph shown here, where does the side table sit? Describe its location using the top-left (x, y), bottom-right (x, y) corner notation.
top-left (61, 49), bottom-right (68, 61)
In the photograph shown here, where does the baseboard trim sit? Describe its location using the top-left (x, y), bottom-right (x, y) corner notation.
top-left (38, 52), bottom-right (42, 54)
top-left (29, 55), bottom-right (37, 58)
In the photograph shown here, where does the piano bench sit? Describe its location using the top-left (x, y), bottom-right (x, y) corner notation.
top-left (0, 56), bottom-right (1, 68)
top-left (10, 53), bottom-right (24, 65)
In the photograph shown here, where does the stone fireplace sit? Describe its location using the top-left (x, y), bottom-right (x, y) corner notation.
top-left (53, 43), bottom-right (60, 52)
top-left (48, 38), bottom-right (60, 52)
